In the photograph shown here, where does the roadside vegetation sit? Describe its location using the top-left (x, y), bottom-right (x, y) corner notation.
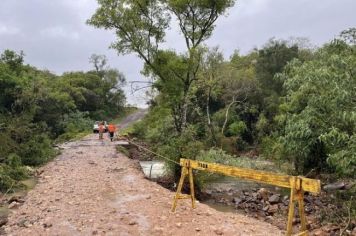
top-left (88, 0), bottom-right (355, 230)
top-left (0, 51), bottom-right (127, 192)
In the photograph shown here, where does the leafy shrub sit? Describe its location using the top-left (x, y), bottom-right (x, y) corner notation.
top-left (194, 148), bottom-right (280, 189)
top-left (235, 137), bottom-right (248, 151)
top-left (19, 134), bottom-right (56, 166)
top-left (279, 40), bottom-right (356, 176)
top-left (4, 154), bottom-right (28, 181)
top-left (0, 166), bottom-right (16, 192)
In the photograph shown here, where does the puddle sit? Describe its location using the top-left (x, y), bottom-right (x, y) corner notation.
top-left (203, 199), bottom-right (238, 213)
top-left (20, 178), bottom-right (37, 190)
top-left (0, 177), bottom-right (37, 219)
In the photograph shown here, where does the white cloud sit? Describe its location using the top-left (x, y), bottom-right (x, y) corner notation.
top-left (40, 26), bottom-right (80, 40)
top-left (0, 24), bottom-right (20, 35)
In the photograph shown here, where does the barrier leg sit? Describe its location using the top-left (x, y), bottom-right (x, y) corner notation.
top-left (188, 167), bottom-right (196, 209)
top-left (286, 187), bottom-right (296, 236)
top-left (171, 167), bottom-right (187, 212)
top-left (297, 189), bottom-right (308, 235)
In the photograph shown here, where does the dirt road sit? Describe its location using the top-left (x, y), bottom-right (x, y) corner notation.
top-left (119, 109), bottom-right (148, 129)
top-left (4, 111), bottom-right (282, 236)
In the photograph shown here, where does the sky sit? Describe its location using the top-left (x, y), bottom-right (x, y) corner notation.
top-left (1, 0), bottom-right (355, 107)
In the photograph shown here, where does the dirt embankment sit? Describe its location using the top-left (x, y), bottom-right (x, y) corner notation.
top-left (1, 111), bottom-right (282, 235)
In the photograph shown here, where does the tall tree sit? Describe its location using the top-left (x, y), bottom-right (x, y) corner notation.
top-left (88, 0), bottom-right (235, 133)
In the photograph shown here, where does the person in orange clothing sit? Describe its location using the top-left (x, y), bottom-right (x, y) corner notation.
top-left (107, 123), bottom-right (117, 142)
top-left (98, 122), bottom-right (105, 140)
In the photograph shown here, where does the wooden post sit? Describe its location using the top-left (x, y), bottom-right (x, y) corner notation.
top-left (297, 189), bottom-right (307, 235)
top-left (188, 167), bottom-right (196, 209)
top-left (286, 177), bottom-right (308, 236)
top-left (286, 182), bottom-right (296, 236)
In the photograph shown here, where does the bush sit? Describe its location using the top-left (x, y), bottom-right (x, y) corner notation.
top-left (0, 166), bottom-right (16, 192)
top-left (194, 148), bottom-right (281, 189)
top-left (227, 121), bottom-right (247, 136)
top-left (19, 134), bottom-right (56, 166)
top-left (56, 111), bottom-right (93, 142)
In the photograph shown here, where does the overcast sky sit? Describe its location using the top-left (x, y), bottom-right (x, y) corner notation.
top-left (1, 0), bottom-right (355, 107)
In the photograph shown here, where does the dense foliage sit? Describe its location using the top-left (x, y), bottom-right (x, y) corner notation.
top-left (0, 51), bottom-right (126, 191)
top-left (89, 0), bottom-right (353, 179)
top-left (130, 29), bottom-right (355, 179)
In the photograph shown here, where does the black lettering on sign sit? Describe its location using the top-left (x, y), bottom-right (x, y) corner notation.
top-left (198, 163), bottom-right (208, 169)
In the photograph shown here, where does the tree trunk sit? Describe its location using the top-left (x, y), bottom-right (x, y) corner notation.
top-left (206, 87), bottom-right (217, 145)
top-left (221, 97), bottom-right (237, 135)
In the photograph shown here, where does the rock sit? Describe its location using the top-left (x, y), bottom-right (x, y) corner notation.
top-left (205, 190), bottom-right (213, 195)
top-left (43, 223), bottom-right (52, 228)
top-left (233, 197), bottom-right (242, 205)
top-left (314, 199), bottom-right (323, 207)
top-left (313, 229), bottom-right (326, 236)
top-left (214, 229), bottom-right (224, 235)
top-left (262, 205), bottom-right (269, 212)
top-left (267, 204), bottom-right (278, 214)
top-left (0, 216), bottom-right (8, 227)
top-left (154, 226), bottom-right (163, 232)
top-left (128, 220), bottom-right (137, 225)
top-left (8, 195), bottom-right (24, 204)
top-left (195, 228), bottom-right (201, 232)
top-left (257, 188), bottom-right (269, 201)
top-left (323, 182), bottom-right (345, 191)
top-left (292, 218), bottom-right (300, 225)
top-left (8, 201), bottom-right (21, 209)
top-left (175, 222), bottom-right (182, 228)
top-left (268, 194), bottom-right (280, 204)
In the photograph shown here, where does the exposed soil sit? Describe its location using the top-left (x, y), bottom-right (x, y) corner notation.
top-left (1, 111), bottom-right (283, 236)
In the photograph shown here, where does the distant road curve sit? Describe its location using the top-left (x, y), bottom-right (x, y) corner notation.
top-left (118, 108), bottom-right (148, 129)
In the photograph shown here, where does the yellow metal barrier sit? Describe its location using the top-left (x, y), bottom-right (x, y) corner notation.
top-left (171, 158), bottom-right (321, 236)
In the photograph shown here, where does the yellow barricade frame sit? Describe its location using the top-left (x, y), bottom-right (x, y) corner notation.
top-left (171, 158), bottom-right (321, 236)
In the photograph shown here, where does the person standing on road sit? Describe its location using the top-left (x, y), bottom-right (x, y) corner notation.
top-left (107, 123), bottom-right (117, 142)
top-left (98, 122), bottom-right (105, 140)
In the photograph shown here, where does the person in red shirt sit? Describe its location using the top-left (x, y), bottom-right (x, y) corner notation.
top-left (107, 123), bottom-right (117, 142)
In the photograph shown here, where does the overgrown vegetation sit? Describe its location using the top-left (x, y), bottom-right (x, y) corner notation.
top-left (0, 51), bottom-right (127, 192)
top-left (124, 26), bottom-right (355, 229)
top-left (90, 1), bottom-right (355, 223)
top-left (128, 30), bottom-right (355, 180)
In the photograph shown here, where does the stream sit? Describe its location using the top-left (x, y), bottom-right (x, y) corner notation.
top-left (138, 161), bottom-right (287, 214)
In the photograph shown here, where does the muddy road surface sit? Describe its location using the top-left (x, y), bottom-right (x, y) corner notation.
top-left (3, 110), bottom-right (282, 236)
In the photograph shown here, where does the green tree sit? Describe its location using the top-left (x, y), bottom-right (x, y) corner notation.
top-left (278, 36), bottom-right (356, 176)
top-left (88, 0), bottom-right (235, 133)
